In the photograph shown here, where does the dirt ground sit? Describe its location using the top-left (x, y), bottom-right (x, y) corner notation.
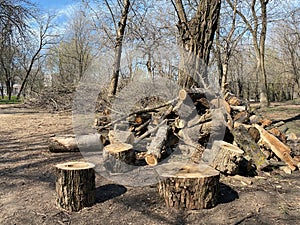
top-left (1, 103), bottom-right (300, 225)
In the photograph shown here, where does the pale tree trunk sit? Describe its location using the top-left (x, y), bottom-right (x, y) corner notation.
top-left (173, 0), bottom-right (221, 89)
top-left (258, 0), bottom-right (269, 107)
top-left (109, 0), bottom-right (130, 96)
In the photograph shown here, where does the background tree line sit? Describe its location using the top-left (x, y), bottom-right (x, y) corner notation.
top-left (0, 0), bottom-right (299, 106)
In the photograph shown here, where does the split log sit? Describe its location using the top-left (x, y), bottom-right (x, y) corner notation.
top-left (254, 124), bottom-right (297, 170)
top-left (103, 143), bottom-right (135, 173)
top-left (157, 163), bottom-right (220, 209)
top-left (208, 141), bottom-right (244, 175)
top-left (145, 124), bottom-right (168, 166)
top-left (232, 125), bottom-right (268, 170)
top-left (55, 162), bottom-right (95, 212)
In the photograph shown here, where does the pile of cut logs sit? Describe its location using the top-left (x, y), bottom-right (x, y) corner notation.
top-left (49, 87), bottom-right (300, 210)
top-left (49, 88), bottom-right (300, 174)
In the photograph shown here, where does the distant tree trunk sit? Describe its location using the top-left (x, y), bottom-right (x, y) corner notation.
top-left (226, 0), bottom-right (269, 107)
top-left (172, 0), bottom-right (221, 88)
top-left (258, 0), bottom-right (269, 106)
top-left (109, 0), bottom-right (130, 96)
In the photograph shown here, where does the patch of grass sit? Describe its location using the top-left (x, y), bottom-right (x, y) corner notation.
top-left (0, 96), bottom-right (23, 104)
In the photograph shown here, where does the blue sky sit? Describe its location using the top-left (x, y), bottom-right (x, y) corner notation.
top-left (32, 0), bottom-right (77, 10)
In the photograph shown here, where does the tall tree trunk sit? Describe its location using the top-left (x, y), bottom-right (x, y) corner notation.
top-left (108, 0), bottom-right (130, 96)
top-left (173, 0), bottom-right (221, 89)
top-left (258, 0), bottom-right (269, 107)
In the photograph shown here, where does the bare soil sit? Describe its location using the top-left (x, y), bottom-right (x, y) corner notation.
top-left (1, 104), bottom-right (300, 225)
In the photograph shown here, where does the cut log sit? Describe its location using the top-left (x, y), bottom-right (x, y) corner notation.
top-left (157, 163), bottom-right (220, 209)
top-left (254, 124), bottom-right (297, 171)
top-left (228, 96), bottom-right (242, 106)
top-left (103, 143), bottom-right (135, 173)
top-left (233, 111), bottom-right (250, 123)
top-left (55, 162), bottom-right (95, 212)
top-left (259, 119), bottom-right (272, 128)
top-left (232, 125), bottom-right (268, 170)
top-left (210, 98), bottom-right (231, 114)
top-left (268, 127), bottom-right (286, 143)
top-left (230, 105), bottom-right (247, 112)
top-left (49, 134), bottom-right (103, 153)
top-left (49, 135), bottom-right (78, 152)
top-left (208, 141), bottom-right (244, 175)
top-left (179, 89), bottom-right (188, 101)
top-left (187, 110), bottom-right (212, 128)
top-left (174, 117), bottom-right (186, 129)
top-left (145, 124), bottom-right (168, 166)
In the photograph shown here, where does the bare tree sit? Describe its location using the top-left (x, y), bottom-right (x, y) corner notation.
top-left (47, 6), bottom-right (96, 91)
top-left (108, 0), bottom-right (131, 96)
top-left (276, 9), bottom-right (300, 96)
top-left (17, 14), bottom-right (56, 99)
top-left (0, 0), bottom-right (32, 99)
top-left (226, 0), bottom-right (270, 106)
top-left (214, 0), bottom-right (247, 93)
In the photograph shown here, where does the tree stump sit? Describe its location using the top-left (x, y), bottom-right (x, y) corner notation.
top-left (209, 141), bottom-right (244, 175)
top-left (157, 163), bottom-right (220, 210)
top-left (103, 143), bottom-right (135, 173)
top-left (55, 162), bottom-right (95, 212)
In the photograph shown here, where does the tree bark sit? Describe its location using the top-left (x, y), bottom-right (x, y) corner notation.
top-left (232, 125), bottom-right (268, 170)
top-left (55, 162), bottom-right (95, 212)
top-left (173, 0), bottom-right (221, 88)
top-left (209, 140), bottom-right (244, 175)
top-left (103, 143), bottom-right (135, 173)
top-left (158, 163), bottom-right (219, 209)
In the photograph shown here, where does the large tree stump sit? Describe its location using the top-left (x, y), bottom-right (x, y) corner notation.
top-left (55, 162), bottom-right (95, 212)
top-left (208, 141), bottom-right (244, 175)
top-left (103, 143), bottom-right (135, 173)
top-left (157, 163), bottom-right (220, 209)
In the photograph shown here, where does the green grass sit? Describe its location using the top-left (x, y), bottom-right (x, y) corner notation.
top-left (0, 96), bottom-right (23, 104)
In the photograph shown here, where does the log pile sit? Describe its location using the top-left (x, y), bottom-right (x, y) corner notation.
top-left (50, 87), bottom-right (300, 210)
top-left (93, 87), bottom-right (300, 176)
